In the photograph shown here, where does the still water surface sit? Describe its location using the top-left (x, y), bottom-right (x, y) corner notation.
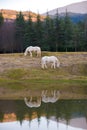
top-left (0, 90), bottom-right (87, 130)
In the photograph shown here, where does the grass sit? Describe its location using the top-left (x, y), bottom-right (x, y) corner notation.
top-left (0, 52), bottom-right (87, 99)
top-left (1, 67), bottom-right (87, 89)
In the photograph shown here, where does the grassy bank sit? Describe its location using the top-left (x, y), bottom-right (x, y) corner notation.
top-left (0, 52), bottom-right (87, 99)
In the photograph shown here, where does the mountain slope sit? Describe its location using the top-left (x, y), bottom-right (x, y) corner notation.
top-left (42, 1), bottom-right (87, 16)
top-left (0, 9), bottom-right (45, 21)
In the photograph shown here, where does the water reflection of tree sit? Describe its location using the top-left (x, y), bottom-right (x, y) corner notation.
top-left (36, 107), bottom-right (43, 126)
top-left (0, 99), bottom-right (87, 126)
top-left (27, 99), bottom-right (87, 127)
top-left (0, 111), bottom-right (4, 122)
top-left (26, 99), bottom-right (87, 127)
top-left (15, 100), bottom-right (26, 125)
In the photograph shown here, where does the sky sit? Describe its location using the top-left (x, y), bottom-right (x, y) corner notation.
top-left (0, 0), bottom-right (85, 14)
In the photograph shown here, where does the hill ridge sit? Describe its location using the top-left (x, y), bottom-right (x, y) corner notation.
top-left (0, 9), bottom-right (45, 21)
top-left (42, 1), bottom-right (87, 16)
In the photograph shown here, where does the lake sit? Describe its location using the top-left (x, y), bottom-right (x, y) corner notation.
top-left (0, 90), bottom-right (87, 130)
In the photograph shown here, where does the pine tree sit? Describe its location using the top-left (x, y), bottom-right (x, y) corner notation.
top-left (15, 11), bottom-right (25, 52)
top-left (73, 21), bottom-right (85, 51)
top-left (0, 11), bottom-right (4, 53)
top-left (54, 9), bottom-right (61, 51)
top-left (24, 12), bottom-right (37, 48)
top-left (43, 11), bottom-right (55, 51)
top-left (63, 9), bottom-right (73, 51)
top-left (84, 15), bottom-right (87, 50)
top-left (0, 12), bottom-right (4, 27)
top-left (72, 24), bottom-right (80, 51)
top-left (57, 18), bottom-right (65, 51)
top-left (34, 13), bottom-right (44, 48)
top-left (44, 11), bottom-right (50, 50)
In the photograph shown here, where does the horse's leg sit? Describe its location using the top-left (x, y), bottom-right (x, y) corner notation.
top-left (30, 51), bottom-right (32, 57)
top-left (37, 51), bottom-right (41, 57)
top-left (37, 53), bottom-right (38, 57)
top-left (42, 61), bottom-right (47, 69)
top-left (42, 63), bottom-right (47, 69)
top-left (54, 63), bottom-right (56, 69)
top-left (51, 62), bottom-right (55, 69)
top-left (53, 62), bottom-right (56, 69)
top-left (41, 62), bottom-right (45, 69)
top-left (41, 63), bottom-right (44, 69)
top-left (30, 97), bottom-right (32, 102)
top-left (45, 63), bottom-right (47, 68)
top-left (35, 51), bottom-right (37, 57)
top-left (51, 63), bottom-right (53, 68)
top-left (37, 51), bottom-right (39, 57)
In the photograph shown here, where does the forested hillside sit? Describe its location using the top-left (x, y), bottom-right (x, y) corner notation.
top-left (0, 10), bottom-right (87, 53)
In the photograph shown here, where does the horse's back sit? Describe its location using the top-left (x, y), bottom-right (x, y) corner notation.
top-left (35, 46), bottom-right (41, 51)
top-left (41, 56), bottom-right (49, 61)
top-left (49, 56), bottom-right (57, 60)
top-left (41, 56), bottom-right (56, 60)
top-left (26, 46), bottom-right (32, 51)
top-left (25, 46), bottom-right (41, 51)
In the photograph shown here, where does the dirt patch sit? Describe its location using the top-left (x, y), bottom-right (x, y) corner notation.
top-left (0, 54), bottom-right (41, 73)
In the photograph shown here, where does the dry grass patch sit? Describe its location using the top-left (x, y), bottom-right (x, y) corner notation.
top-left (0, 52), bottom-right (87, 99)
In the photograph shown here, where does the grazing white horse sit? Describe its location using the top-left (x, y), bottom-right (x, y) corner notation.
top-left (41, 56), bottom-right (60, 69)
top-left (24, 46), bottom-right (41, 57)
top-left (24, 96), bottom-right (41, 108)
top-left (41, 90), bottom-right (60, 103)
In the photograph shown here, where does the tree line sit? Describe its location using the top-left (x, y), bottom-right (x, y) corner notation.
top-left (0, 10), bottom-right (87, 53)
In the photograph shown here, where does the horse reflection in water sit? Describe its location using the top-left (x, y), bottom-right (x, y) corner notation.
top-left (24, 96), bottom-right (41, 108)
top-left (24, 90), bottom-right (60, 108)
top-left (41, 90), bottom-right (60, 103)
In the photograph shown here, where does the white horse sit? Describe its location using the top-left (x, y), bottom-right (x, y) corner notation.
top-left (41, 90), bottom-right (60, 103)
top-left (24, 96), bottom-right (41, 108)
top-left (24, 46), bottom-right (41, 57)
top-left (41, 56), bottom-right (60, 69)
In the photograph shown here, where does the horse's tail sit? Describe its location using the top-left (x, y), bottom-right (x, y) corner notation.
top-left (56, 59), bottom-right (60, 67)
top-left (37, 48), bottom-right (41, 57)
top-left (39, 50), bottom-right (41, 56)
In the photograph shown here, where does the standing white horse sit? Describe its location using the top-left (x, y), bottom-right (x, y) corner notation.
top-left (24, 46), bottom-right (41, 57)
top-left (41, 56), bottom-right (60, 69)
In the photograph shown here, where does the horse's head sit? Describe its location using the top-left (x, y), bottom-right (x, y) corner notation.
top-left (24, 52), bottom-right (27, 56)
